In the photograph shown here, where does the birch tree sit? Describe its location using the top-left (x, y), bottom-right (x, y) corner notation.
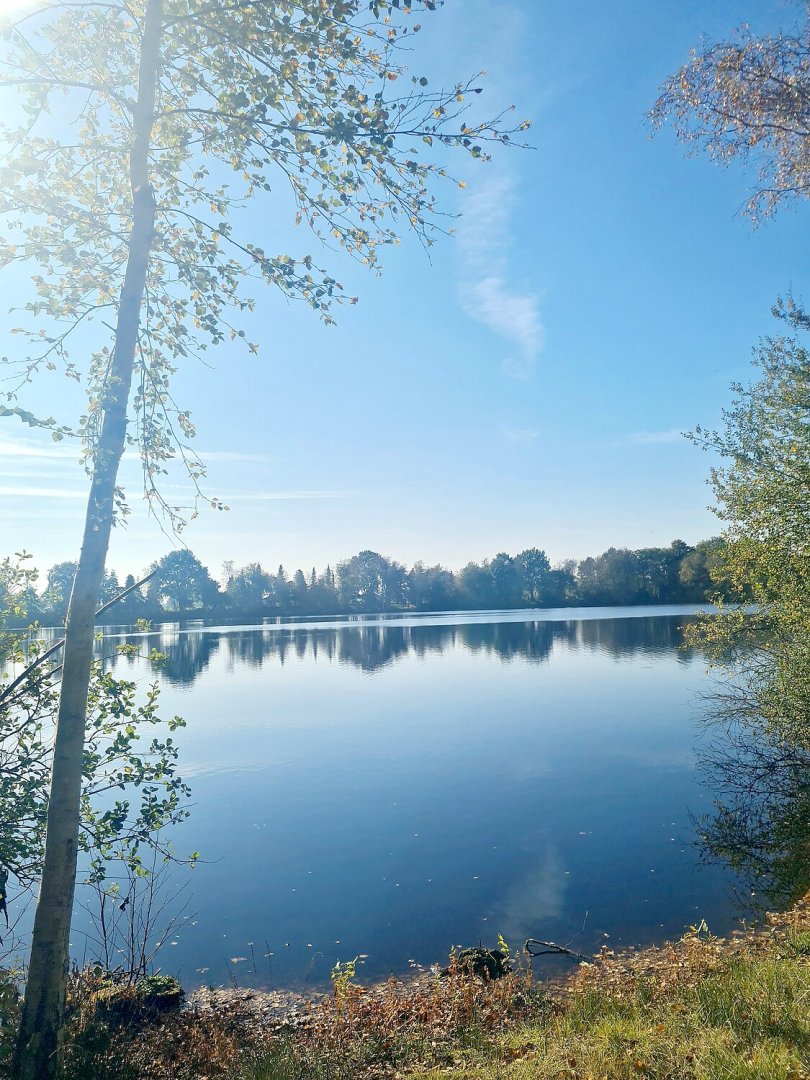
top-left (650, 5), bottom-right (810, 220)
top-left (0, 1), bottom-right (527, 1074)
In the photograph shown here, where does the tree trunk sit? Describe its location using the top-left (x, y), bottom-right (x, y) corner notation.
top-left (13, 3), bottom-right (163, 1075)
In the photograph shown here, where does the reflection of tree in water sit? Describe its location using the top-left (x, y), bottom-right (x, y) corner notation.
top-left (153, 630), bottom-right (221, 685)
top-left (460, 621), bottom-right (564, 663)
top-left (697, 725), bottom-right (810, 913)
top-left (410, 625), bottom-right (458, 658)
top-left (103, 614), bottom-right (696, 686)
top-left (336, 626), bottom-right (409, 671)
top-left (576, 615), bottom-right (696, 658)
top-left (225, 630), bottom-right (276, 669)
top-left (337, 625), bottom-right (461, 672)
top-left (460, 616), bottom-right (695, 663)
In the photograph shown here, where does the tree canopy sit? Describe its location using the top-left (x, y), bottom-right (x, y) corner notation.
top-left (689, 302), bottom-right (810, 750)
top-left (0, 4), bottom-right (529, 1071)
top-left (0, 0), bottom-right (528, 523)
top-left (4, 537), bottom-right (728, 625)
top-left (650, 4), bottom-right (810, 220)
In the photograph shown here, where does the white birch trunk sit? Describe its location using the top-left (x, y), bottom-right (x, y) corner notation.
top-left (13, 4), bottom-right (163, 1074)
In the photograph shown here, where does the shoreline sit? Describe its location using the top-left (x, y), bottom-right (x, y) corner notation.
top-left (47, 895), bottom-right (810, 1078)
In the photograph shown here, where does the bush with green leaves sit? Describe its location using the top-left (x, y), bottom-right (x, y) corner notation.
top-left (0, 556), bottom-right (192, 949)
top-left (688, 301), bottom-right (810, 750)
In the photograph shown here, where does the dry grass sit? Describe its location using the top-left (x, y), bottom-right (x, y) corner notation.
top-left (237, 958), bottom-right (544, 1079)
top-left (245, 900), bottom-right (810, 1080)
top-left (20, 897), bottom-right (810, 1080)
top-left (411, 900), bottom-right (810, 1080)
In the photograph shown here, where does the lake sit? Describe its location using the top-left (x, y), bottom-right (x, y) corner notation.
top-left (66, 605), bottom-right (746, 990)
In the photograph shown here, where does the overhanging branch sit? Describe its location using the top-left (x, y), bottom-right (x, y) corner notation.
top-left (0, 570), bottom-right (156, 709)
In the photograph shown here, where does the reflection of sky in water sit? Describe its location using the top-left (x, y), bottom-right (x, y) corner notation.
top-left (63, 607), bottom-right (740, 990)
top-left (495, 843), bottom-right (567, 947)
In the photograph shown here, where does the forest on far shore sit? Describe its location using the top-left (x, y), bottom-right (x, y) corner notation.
top-left (10, 537), bottom-right (728, 626)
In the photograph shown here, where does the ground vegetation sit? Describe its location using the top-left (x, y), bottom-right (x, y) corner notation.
top-left (2, 896), bottom-right (806, 1080)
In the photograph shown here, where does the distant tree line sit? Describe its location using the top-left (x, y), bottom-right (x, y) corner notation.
top-left (7, 538), bottom-right (728, 626)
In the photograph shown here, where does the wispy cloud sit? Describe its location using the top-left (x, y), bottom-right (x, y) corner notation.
top-left (2, 508), bottom-right (84, 521)
top-left (0, 433), bottom-right (76, 462)
top-left (0, 485), bottom-right (87, 499)
top-left (0, 433), bottom-right (268, 467)
top-left (458, 174), bottom-right (514, 263)
top-left (0, 432), bottom-right (87, 510)
top-left (468, 277), bottom-right (544, 375)
top-left (458, 175), bottom-right (544, 379)
top-left (504, 427), bottom-right (541, 445)
top-left (0, 467), bottom-right (76, 481)
top-left (625, 429), bottom-right (686, 446)
top-left (194, 449), bottom-right (270, 464)
top-left (225, 490), bottom-right (357, 502)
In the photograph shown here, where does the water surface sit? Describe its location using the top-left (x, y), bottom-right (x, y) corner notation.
top-left (69, 606), bottom-right (743, 988)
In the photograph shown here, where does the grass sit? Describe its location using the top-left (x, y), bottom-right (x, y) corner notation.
top-left (8, 896), bottom-right (809, 1079)
top-left (235, 900), bottom-right (810, 1080)
top-left (399, 917), bottom-right (810, 1080)
top-left (448, 956), bottom-right (810, 1080)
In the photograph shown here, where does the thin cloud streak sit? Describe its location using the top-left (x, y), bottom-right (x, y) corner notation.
top-left (504, 427), bottom-right (541, 445)
top-left (3, 508), bottom-right (84, 520)
top-left (0, 434), bottom-right (77, 461)
top-left (625, 429), bottom-right (686, 446)
top-left (0, 485), bottom-right (87, 499)
top-left (194, 449), bottom-right (270, 463)
top-left (0, 435), bottom-right (267, 467)
top-left (459, 174), bottom-right (514, 265)
top-left (458, 174), bottom-right (544, 379)
top-left (0, 467), bottom-right (77, 480)
top-left (225, 490), bottom-right (358, 502)
top-left (469, 276), bottom-right (544, 368)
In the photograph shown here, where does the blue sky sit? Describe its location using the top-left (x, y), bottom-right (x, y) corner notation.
top-left (2, 0), bottom-right (808, 582)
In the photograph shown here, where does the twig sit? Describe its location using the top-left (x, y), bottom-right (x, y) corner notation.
top-left (523, 939), bottom-right (592, 963)
top-left (0, 570), bottom-right (156, 708)
top-left (94, 570), bottom-right (156, 618)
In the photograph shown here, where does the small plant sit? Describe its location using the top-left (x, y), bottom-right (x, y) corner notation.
top-left (330, 955), bottom-right (366, 1007)
top-left (74, 969), bottom-right (184, 1031)
top-left (449, 940), bottom-right (512, 981)
top-left (688, 918), bottom-right (712, 940)
top-left (136, 974), bottom-right (184, 1004)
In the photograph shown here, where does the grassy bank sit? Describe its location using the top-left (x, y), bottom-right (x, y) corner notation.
top-left (7, 898), bottom-right (810, 1079)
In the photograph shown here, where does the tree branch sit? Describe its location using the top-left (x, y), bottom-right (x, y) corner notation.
top-left (0, 570), bottom-right (156, 710)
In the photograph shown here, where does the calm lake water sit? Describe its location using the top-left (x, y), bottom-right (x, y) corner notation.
top-left (66, 605), bottom-right (745, 989)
